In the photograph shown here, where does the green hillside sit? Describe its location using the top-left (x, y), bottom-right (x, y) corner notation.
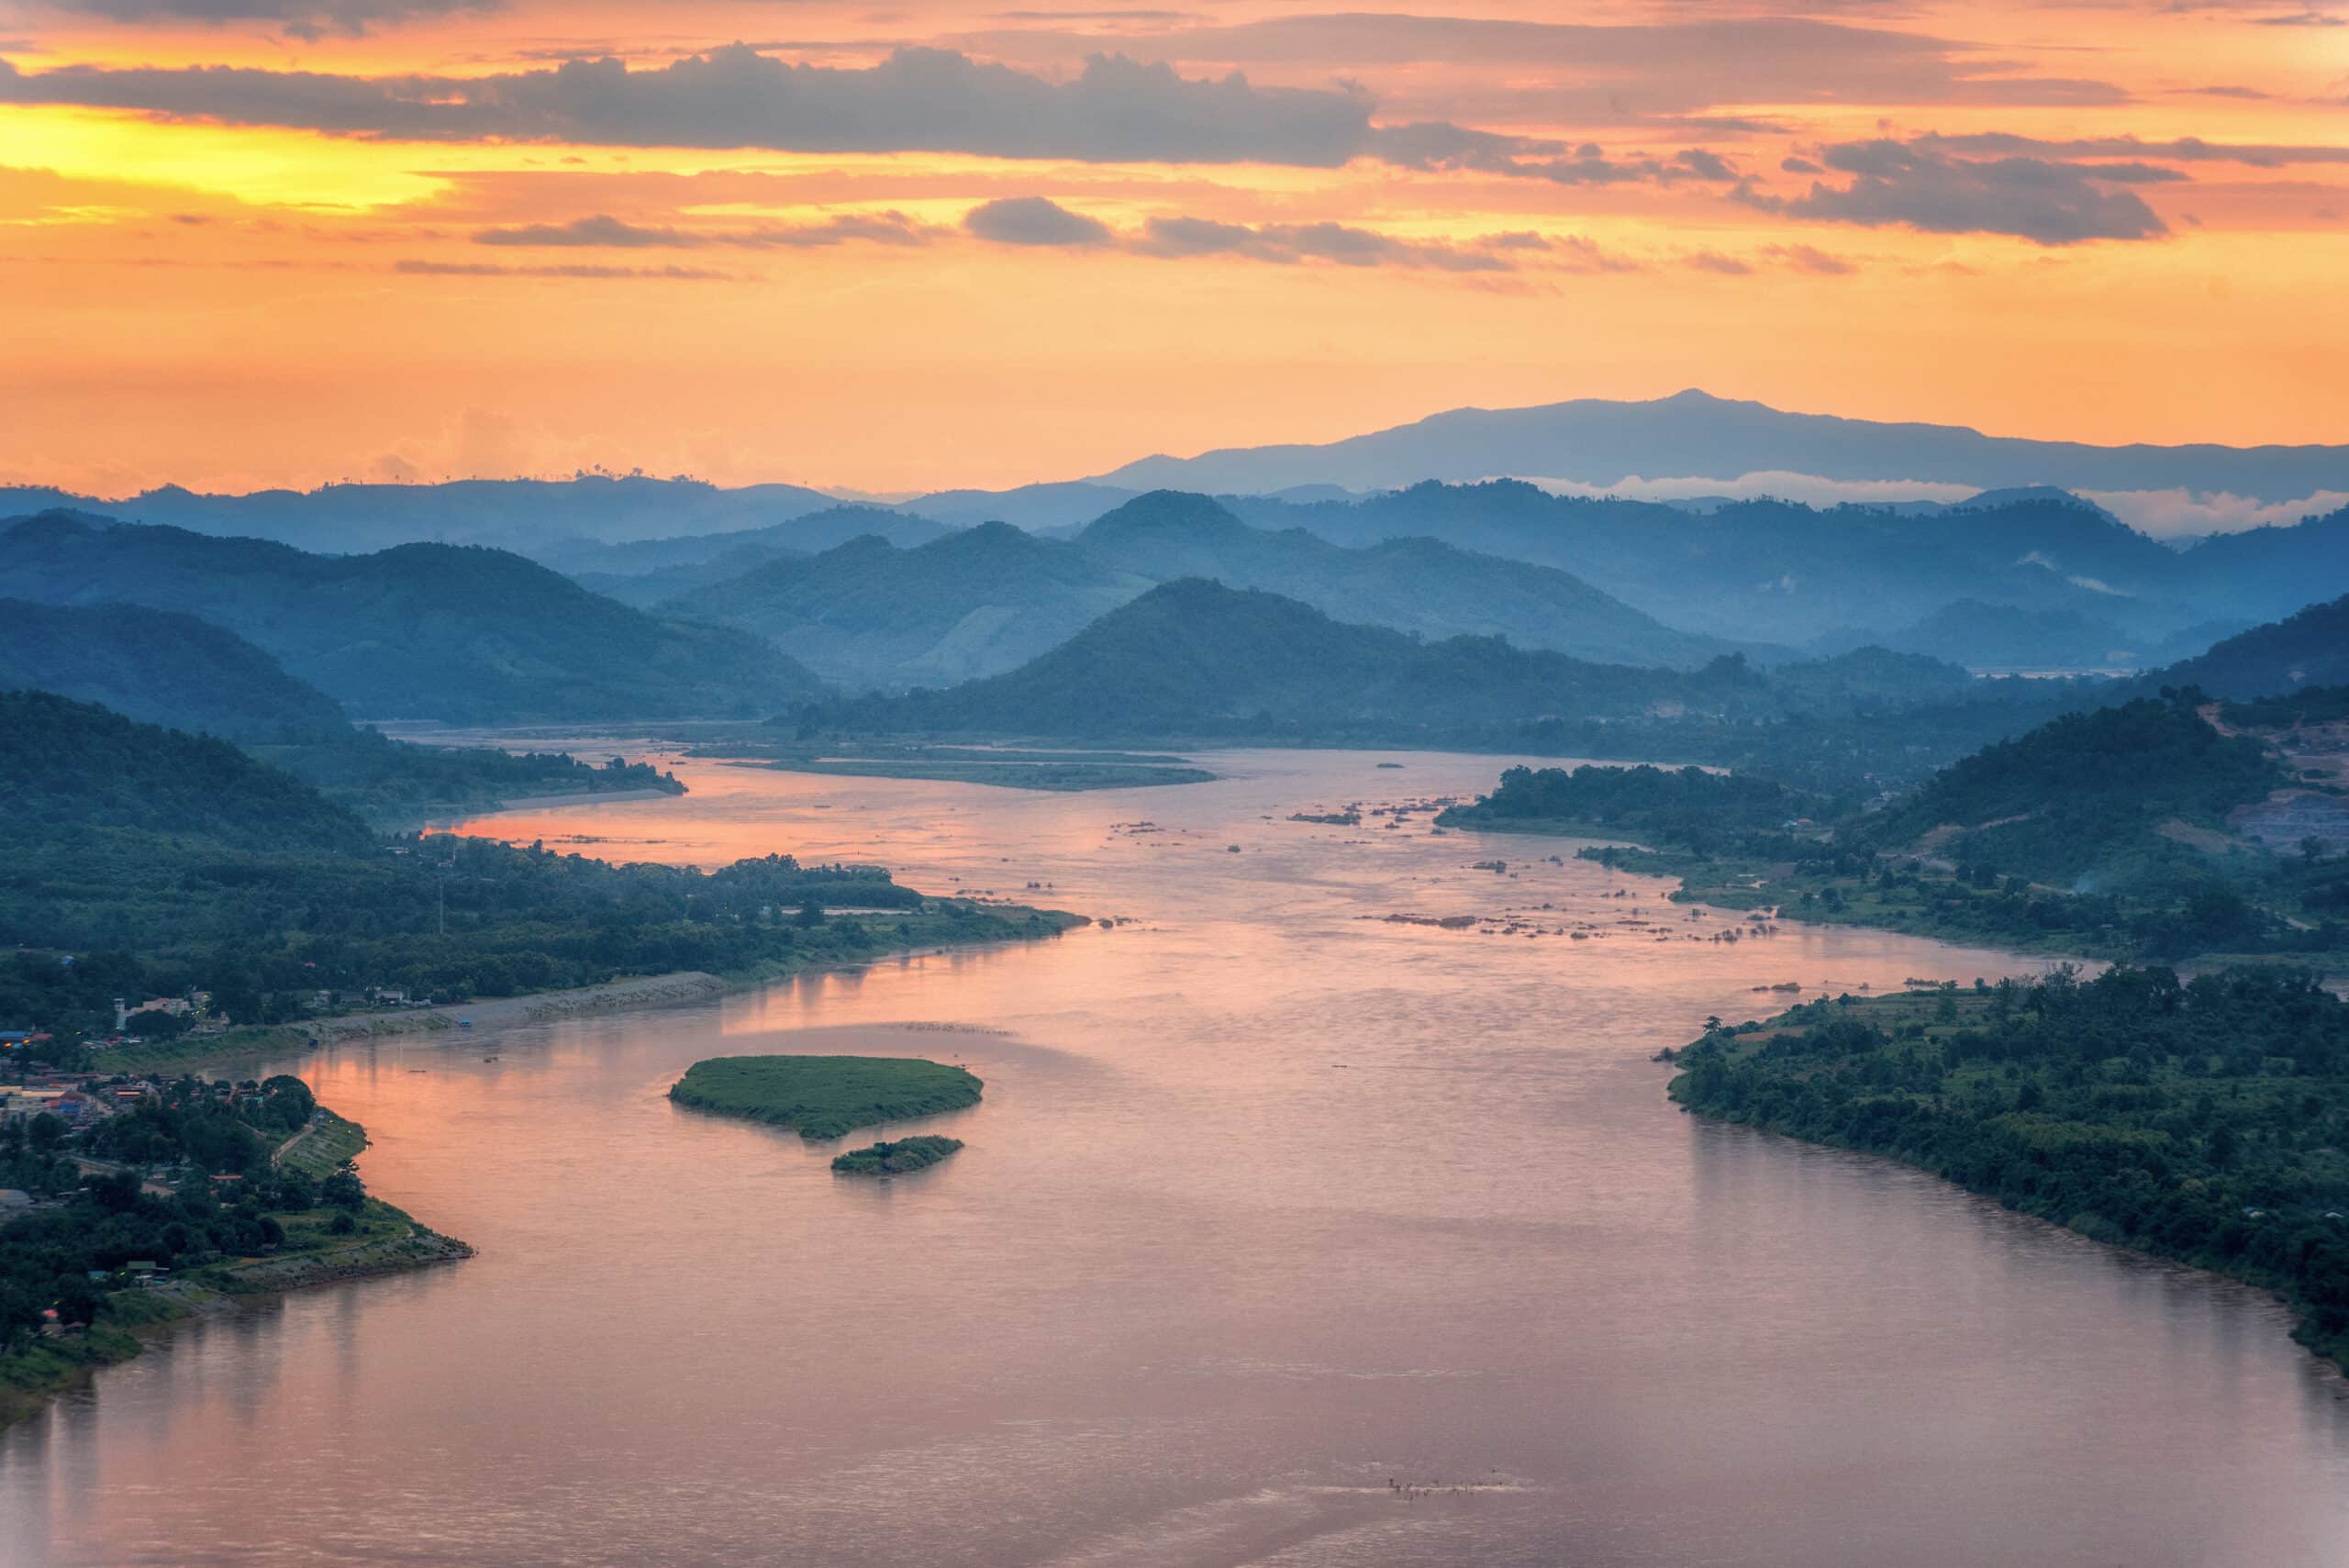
top-left (2151, 594), bottom-right (2349, 700)
top-left (0, 693), bottom-right (1069, 1038)
top-left (1859, 695), bottom-right (2286, 885)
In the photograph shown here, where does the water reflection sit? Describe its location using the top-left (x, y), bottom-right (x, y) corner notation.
top-left (3, 748), bottom-right (2343, 1567)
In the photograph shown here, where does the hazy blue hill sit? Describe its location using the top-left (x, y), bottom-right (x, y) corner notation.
top-left (0, 513), bottom-right (824, 722)
top-left (2180, 506), bottom-right (2349, 625)
top-left (0, 689), bottom-right (370, 853)
top-left (673, 490), bottom-right (1758, 690)
top-left (1226, 482), bottom-right (2208, 643)
top-left (669, 521), bottom-right (1149, 690)
top-left (2, 474), bottom-right (849, 555)
top-left (1074, 490), bottom-right (1750, 668)
top-left (0, 598), bottom-right (350, 736)
top-left (846, 578), bottom-right (1757, 737)
top-left (535, 503), bottom-right (947, 583)
top-left (1095, 387), bottom-right (2349, 504)
top-left (1886, 599), bottom-right (2139, 671)
top-left (1761, 647), bottom-right (1977, 711)
top-left (897, 482), bottom-right (1141, 532)
top-left (2149, 595), bottom-right (2349, 699)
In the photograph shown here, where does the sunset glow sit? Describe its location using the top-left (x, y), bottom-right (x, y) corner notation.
top-left (4, 0), bottom-right (2346, 493)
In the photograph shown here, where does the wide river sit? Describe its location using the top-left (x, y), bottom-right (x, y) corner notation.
top-left (5, 747), bottom-right (2347, 1566)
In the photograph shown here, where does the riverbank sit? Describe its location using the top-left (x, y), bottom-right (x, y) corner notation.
top-left (1, 1195), bottom-right (472, 1431)
top-left (96, 910), bottom-right (1089, 1079)
top-left (1664, 974), bottom-right (2349, 1373)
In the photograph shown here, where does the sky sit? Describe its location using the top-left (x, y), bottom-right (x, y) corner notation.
top-left (2, 0), bottom-right (2345, 496)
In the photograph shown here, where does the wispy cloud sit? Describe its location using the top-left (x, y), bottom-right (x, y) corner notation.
top-left (1737, 138), bottom-right (2172, 243)
top-left (473, 211), bottom-right (936, 249)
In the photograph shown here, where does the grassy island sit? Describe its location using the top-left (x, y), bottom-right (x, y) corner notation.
top-left (669, 1055), bottom-right (982, 1140)
top-left (831, 1135), bottom-right (963, 1175)
top-left (1666, 965), bottom-right (2349, 1370)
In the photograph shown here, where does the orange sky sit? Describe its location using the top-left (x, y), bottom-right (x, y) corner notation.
top-left (2, 0), bottom-right (2345, 495)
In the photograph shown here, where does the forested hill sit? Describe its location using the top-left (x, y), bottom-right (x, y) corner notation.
top-left (0, 692), bottom-right (1070, 1032)
top-left (2145, 594), bottom-right (2349, 700)
top-left (1857, 695), bottom-right (2285, 884)
top-left (0, 691), bottom-right (370, 852)
top-left (0, 599), bottom-right (348, 736)
top-left (0, 512), bottom-right (825, 723)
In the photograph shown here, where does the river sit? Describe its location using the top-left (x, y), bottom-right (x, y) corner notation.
top-left (5, 747), bottom-right (2345, 1566)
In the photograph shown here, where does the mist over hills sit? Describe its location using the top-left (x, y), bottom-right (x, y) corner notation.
top-left (1097, 389), bottom-right (2349, 506)
top-left (0, 511), bottom-right (822, 722)
top-left (1216, 482), bottom-right (2340, 646)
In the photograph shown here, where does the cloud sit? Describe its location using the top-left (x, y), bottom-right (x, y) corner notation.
top-left (1765, 242), bottom-right (1857, 274)
top-left (1527, 471), bottom-right (1982, 508)
top-left (1365, 123), bottom-right (1740, 185)
top-left (2251, 10), bottom-right (2345, 23)
top-left (1738, 138), bottom-right (2171, 243)
top-left (51, 0), bottom-right (494, 41)
top-left (1133, 215), bottom-right (1508, 270)
top-left (1683, 250), bottom-right (1753, 274)
top-left (963, 195), bottom-right (1113, 246)
top-left (947, 14), bottom-right (2130, 114)
top-left (473, 211), bottom-right (934, 249)
top-left (0, 46), bottom-right (1383, 166)
top-left (395, 259), bottom-right (730, 280)
top-left (2078, 486), bottom-right (2349, 539)
top-left (1916, 131), bottom-right (2349, 168)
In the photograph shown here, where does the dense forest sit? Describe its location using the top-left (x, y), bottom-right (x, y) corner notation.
top-left (1855, 694), bottom-right (2287, 885)
top-left (1437, 763), bottom-right (1821, 856)
top-left (1668, 967), bottom-right (2349, 1368)
top-left (0, 693), bottom-right (1069, 1045)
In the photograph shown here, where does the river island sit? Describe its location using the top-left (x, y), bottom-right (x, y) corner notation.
top-left (831, 1136), bottom-right (964, 1175)
top-left (669, 1055), bottom-right (984, 1140)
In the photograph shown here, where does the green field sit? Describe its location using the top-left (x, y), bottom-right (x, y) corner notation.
top-left (668, 1054), bottom-right (983, 1139)
top-left (830, 1135), bottom-right (964, 1175)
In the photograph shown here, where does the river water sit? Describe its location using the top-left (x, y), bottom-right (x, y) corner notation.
top-left (5, 747), bottom-right (2346, 1567)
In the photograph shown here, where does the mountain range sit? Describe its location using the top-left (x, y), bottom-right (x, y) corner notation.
top-left (822, 578), bottom-right (1971, 740)
top-left (663, 492), bottom-right (1746, 690)
top-left (0, 512), bottom-right (821, 722)
top-left (1097, 388), bottom-right (2349, 506)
